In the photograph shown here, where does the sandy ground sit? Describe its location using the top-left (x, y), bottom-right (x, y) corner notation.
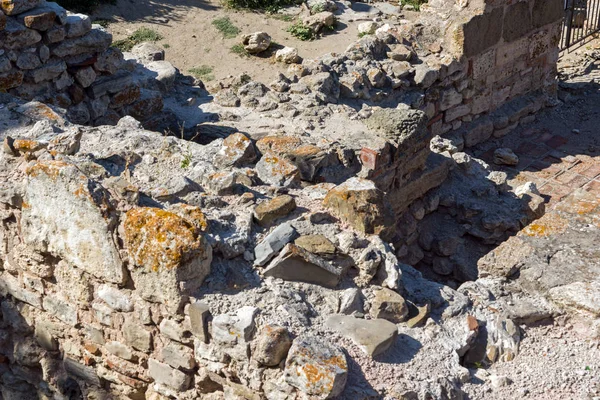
top-left (93, 0), bottom-right (365, 83)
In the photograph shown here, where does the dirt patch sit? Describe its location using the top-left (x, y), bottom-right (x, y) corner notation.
top-left (93, 0), bottom-right (366, 83)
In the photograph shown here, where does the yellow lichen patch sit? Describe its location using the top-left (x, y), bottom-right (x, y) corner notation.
top-left (289, 144), bottom-right (322, 158)
top-left (13, 139), bottom-right (46, 153)
top-left (123, 207), bottom-right (206, 272)
top-left (520, 212), bottom-right (569, 237)
top-left (256, 136), bottom-right (302, 155)
top-left (554, 192), bottom-right (600, 216)
top-left (169, 204), bottom-right (209, 232)
top-left (25, 160), bottom-right (70, 179)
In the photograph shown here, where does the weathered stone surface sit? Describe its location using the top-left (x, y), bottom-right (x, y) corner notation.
top-left (254, 222), bottom-right (298, 267)
top-left (22, 161), bottom-right (125, 284)
top-left (285, 336), bottom-right (347, 399)
top-left (0, 18), bottom-right (41, 49)
top-left (213, 132), bottom-right (257, 168)
top-left (0, 69), bottom-right (24, 90)
top-left (97, 284), bottom-right (133, 312)
top-left (188, 301), bottom-right (210, 343)
top-left (370, 287), bottom-right (409, 323)
top-left (148, 358), bottom-right (191, 391)
top-left (43, 294), bottom-right (78, 325)
top-left (242, 31), bottom-right (271, 54)
top-left (253, 195), bottom-right (296, 226)
top-left (52, 28), bottom-right (112, 57)
top-left (264, 243), bottom-right (343, 288)
top-left (29, 60), bottom-right (66, 83)
top-left (253, 325), bottom-right (292, 366)
top-left (493, 148), bottom-right (519, 166)
top-left (161, 341), bottom-right (196, 370)
top-left (256, 151), bottom-right (300, 187)
top-left (106, 341), bottom-right (134, 361)
top-left (323, 178), bottom-right (393, 238)
top-left (326, 315), bottom-right (397, 356)
top-left (122, 207), bottom-right (211, 312)
top-left (123, 320), bottom-right (152, 352)
top-left (65, 13), bottom-right (92, 38)
top-left (294, 234), bottom-right (336, 255)
top-left (132, 42), bottom-right (165, 61)
top-left (275, 46), bottom-right (300, 64)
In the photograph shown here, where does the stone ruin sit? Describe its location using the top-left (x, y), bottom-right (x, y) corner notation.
top-left (2, 0), bottom-right (597, 399)
top-left (0, 0), bottom-right (164, 126)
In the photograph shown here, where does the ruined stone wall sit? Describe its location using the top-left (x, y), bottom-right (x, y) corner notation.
top-left (424, 0), bottom-right (563, 146)
top-left (0, 0), bottom-right (162, 126)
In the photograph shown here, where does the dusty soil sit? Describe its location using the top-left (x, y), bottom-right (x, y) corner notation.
top-left (93, 0), bottom-right (371, 83)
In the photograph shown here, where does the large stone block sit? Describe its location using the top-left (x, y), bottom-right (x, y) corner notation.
top-left (22, 161), bottom-right (125, 284)
top-left (51, 27), bottom-right (112, 57)
top-left (460, 6), bottom-right (504, 57)
top-left (532, 0), bottom-right (563, 28)
top-left (323, 177), bottom-right (394, 239)
top-left (122, 207), bottom-right (212, 313)
top-left (503, 1), bottom-right (533, 43)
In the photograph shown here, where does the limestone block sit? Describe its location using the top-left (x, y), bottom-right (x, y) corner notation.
top-left (19, 8), bottom-right (56, 31)
top-left (254, 222), bottom-right (298, 267)
top-left (285, 336), bottom-right (347, 399)
top-left (370, 287), bottom-right (408, 323)
top-left (148, 359), bottom-right (191, 391)
top-left (188, 301), bottom-right (210, 343)
top-left (123, 319), bottom-right (153, 352)
top-left (65, 13), bottom-right (91, 38)
top-left (532, 0), bottom-right (563, 29)
top-left (161, 341), bottom-right (195, 370)
top-left (255, 151), bottom-right (300, 187)
top-left (122, 207), bottom-right (211, 313)
top-left (51, 27), bottom-right (112, 57)
top-left (22, 160), bottom-right (125, 284)
top-left (503, 2), bottom-right (532, 43)
top-left (263, 243), bottom-right (344, 288)
top-left (459, 6), bottom-right (503, 57)
top-left (323, 177), bottom-right (394, 238)
top-left (326, 315), bottom-right (397, 357)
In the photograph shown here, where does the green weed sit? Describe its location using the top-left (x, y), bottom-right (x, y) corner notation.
top-left (287, 22), bottom-right (315, 41)
top-left (112, 27), bottom-right (163, 51)
top-left (212, 17), bottom-right (240, 39)
top-left (189, 65), bottom-right (215, 81)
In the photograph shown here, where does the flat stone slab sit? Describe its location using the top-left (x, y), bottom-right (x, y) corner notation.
top-left (326, 315), bottom-right (398, 356)
top-left (263, 243), bottom-right (343, 287)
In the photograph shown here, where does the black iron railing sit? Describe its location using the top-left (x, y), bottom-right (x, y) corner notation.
top-left (561, 0), bottom-right (600, 50)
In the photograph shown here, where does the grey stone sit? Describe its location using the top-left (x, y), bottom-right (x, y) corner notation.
top-left (326, 315), bottom-right (397, 356)
top-left (285, 336), bottom-right (347, 399)
top-left (132, 42), bottom-right (165, 61)
top-left (146, 60), bottom-right (178, 92)
top-left (16, 52), bottom-right (41, 70)
top-left (29, 60), bottom-right (66, 83)
top-left (65, 13), bottom-right (92, 38)
top-left (1, 0), bottom-right (42, 16)
top-left (370, 287), bottom-right (409, 323)
top-left (64, 358), bottom-right (100, 386)
top-left (263, 243), bottom-right (344, 288)
top-left (74, 66), bottom-right (96, 88)
top-left (254, 222), bottom-right (298, 267)
top-left (105, 341), bottom-right (134, 361)
top-left (123, 319), bottom-right (152, 352)
top-left (253, 325), bottom-right (292, 367)
top-left (160, 319), bottom-right (190, 343)
top-left (188, 301), bottom-right (210, 343)
top-left (493, 148), bottom-right (519, 166)
top-left (52, 28), bottom-right (112, 58)
top-left (43, 294), bottom-right (78, 325)
top-left (0, 272), bottom-right (42, 308)
top-left (0, 19), bottom-right (42, 50)
top-left (339, 288), bottom-right (364, 315)
top-left (413, 64), bottom-right (439, 88)
top-left (161, 341), bottom-right (196, 370)
top-left (256, 151), bottom-right (300, 187)
top-left (148, 358), bottom-right (191, 391)
top-left (97, 285), bottom-right (133, 312)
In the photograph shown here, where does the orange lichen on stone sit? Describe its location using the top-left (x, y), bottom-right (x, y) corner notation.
top-left (289, 144), bottom-right (322, 158)
top-left (520, 212), bottom-right (569, 237)
top-left (13, 139), bottom-right (46, 153)
top-left (25, 160), bottom-right (70, 179)
top-left (123, 207), bottom-right (207, 272)
top-left (256, 136), bottom-right (302, 154)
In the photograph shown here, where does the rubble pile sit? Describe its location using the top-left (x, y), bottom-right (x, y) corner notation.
top-left (1, 0), bottom-right (597, 399)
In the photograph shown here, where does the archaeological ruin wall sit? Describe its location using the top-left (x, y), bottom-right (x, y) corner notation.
top-left (0, 0), bottom-right (574, 399)
top-left (0, 0), bottom-right (163, 126)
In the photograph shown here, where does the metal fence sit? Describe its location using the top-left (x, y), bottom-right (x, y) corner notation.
top-left (561, 0), bottom-right (600, 50)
